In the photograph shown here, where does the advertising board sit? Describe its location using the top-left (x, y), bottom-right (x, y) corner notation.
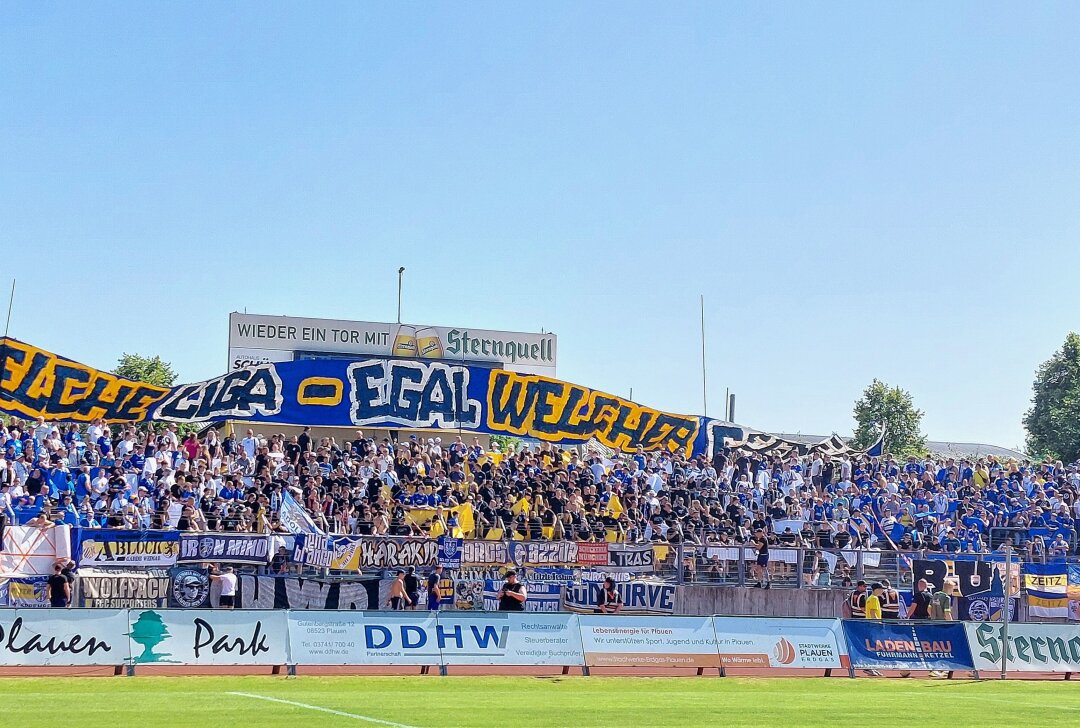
top-left (229, 312), bottom-right (557, 375)
top-left (126, 609), bottom-right (288, 665)
top-left (712, 617), bottom-right (845, 669)
top-left (842, 620), bottom-right (974, 672)
top-left (576, 615), bottom-right (719, 668)
top-left (0, 609), bottom-right (130, 666)
top-left (966, 621), bottom-right (1080, 673)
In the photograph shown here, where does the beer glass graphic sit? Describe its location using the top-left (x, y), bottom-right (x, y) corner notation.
top-left (391, 324), bottom-right (418, 357)
top-left (416, 327), bottom-right (444, 359)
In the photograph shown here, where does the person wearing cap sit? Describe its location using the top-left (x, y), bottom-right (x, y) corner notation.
top-left (496, 570), bottom-right (527, 611)
top-left (209, 565), bottom-right (237, 609)
top-left (879, 578), bottom-right (902, 619)
top-left (847, 580), bottom-right (868, 618)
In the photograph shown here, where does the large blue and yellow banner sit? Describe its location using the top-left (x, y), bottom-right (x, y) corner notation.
top-left (0, 337), bottom-right (718, 456)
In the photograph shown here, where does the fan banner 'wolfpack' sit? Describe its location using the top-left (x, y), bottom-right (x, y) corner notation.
top-left (0, 336), bottom-right (718, 456)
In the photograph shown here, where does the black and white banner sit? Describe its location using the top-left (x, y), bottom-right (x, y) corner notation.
top-left (235, 576), bottom-right (385, 610)
top-left (166, 568), bottom-right (385, 611)
top-left (77, 569), bottom-right (171, 609)
top-left (177, 534), bottom-right (270, 565)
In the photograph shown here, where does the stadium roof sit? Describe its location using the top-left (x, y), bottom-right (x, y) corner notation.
top-left (772, 434), bottom-right (1027, 461)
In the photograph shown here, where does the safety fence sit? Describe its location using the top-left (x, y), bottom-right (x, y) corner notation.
top-left (14, 525), bottom-right (1078, 586)
top-left (1, 609), bottom-right (1078, 678)
top-left (3, 527), bottom-right (1078, 622)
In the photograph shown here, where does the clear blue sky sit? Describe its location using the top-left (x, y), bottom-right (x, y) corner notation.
top-left (3, 3), bottom-right (1078, 450)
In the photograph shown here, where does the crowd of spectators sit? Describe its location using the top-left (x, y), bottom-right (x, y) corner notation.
top-left (0, 417), bottom-right (1077, 562)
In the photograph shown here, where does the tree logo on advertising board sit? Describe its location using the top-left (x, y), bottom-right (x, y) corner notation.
top-left (128, 611), bottom-right (177, 664)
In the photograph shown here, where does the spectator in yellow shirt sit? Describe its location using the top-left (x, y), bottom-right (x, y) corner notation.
top-left (864, 583), bottom-right (884, 619)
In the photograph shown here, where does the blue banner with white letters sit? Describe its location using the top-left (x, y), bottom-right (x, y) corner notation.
top-left (482, 580), bottom-right (562, 612)
top-left (1, 337), bottom-right (718, 456)
top-left (438, 538), bottom-right (463, 569)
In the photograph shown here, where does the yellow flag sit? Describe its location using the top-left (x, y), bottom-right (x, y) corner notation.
top-left (511, 496), bottom-right (530, 516)
top-left (404, 503), bottom-right (476, 538)
top-left (485, 527), bottom-right (504, 540)
top-left (607, 494), bottom-right (624, 518)
top-left (429, 519), bottom-right (446, 539)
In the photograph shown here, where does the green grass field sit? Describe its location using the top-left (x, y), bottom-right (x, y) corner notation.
top-left (1, 675), bottom-right (1076, 727)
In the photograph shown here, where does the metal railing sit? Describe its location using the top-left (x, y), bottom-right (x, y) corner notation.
top-left (670, 545), bottom-right (1079, 588)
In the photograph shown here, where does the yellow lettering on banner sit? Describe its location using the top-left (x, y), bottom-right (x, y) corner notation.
top-left (25, 366), bottom-right (56, 401)
top-left (1, 349), bottom-right (31, 395)
top-left (58, 374), bottom-right (92, 406)
top-left (296, 376), bottom-right (344, 406)
top-left (0, 338), bottom-right (170, 423)
top-left (484, 369), bottom-right (700, 456)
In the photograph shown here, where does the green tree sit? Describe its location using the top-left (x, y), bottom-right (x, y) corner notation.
top-left (489, 434), bottom-right (521, 454)
top-left (113, 353), bottom-right (178, 388)
top-left (1023, 332), bottom-right (1080, 462)
top-left (851, 379), bottom-right (926, 456)
top-left (112, 353), bottom-right (202, 436)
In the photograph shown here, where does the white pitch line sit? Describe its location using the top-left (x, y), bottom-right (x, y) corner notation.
top-left (886, 691), bottom-right (1080, 712)
top-left (226, 691), bottom-right (422, 728)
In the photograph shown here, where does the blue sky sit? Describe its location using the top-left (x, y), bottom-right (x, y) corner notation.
top-left (2, 3), bottom-right (1078, 449)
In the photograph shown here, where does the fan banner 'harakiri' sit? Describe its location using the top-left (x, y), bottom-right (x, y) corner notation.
top-left (0, 337), bottom-right (714, 457)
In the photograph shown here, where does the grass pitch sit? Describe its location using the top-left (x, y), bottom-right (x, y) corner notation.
top-left (0, 675), bottom-right (1075, 727)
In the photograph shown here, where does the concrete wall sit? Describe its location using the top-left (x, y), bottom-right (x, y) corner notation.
top-left (676, 586), bottom-right (848, 618)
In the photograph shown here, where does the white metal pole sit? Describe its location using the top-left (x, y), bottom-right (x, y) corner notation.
top-left (700, 294), bottom-right (707, 417)
top-left (397, 267), bottom-right (405, 323)
top-left (1001, 546), bottom-right (1010, 680)
top-left (2, 278), bottom-right (13, 338)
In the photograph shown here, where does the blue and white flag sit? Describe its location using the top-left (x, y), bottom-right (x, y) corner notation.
top-left (279, 490), bottom-right (322, 535)
top-left (864, 427), bottom-right (886, 458)
top-left (437, 537), bottom-right (462, 569)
